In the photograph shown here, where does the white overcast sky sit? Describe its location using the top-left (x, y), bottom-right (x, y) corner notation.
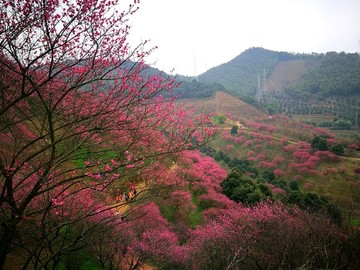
top-left (126, 0), bottom-right (360, 76)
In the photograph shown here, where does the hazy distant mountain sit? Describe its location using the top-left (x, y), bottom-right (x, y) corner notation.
top-left (127, 61), bottom-right (221, 99)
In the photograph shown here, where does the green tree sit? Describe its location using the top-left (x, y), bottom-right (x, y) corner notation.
top-left (213, 114), bottom-right (226, 125)
top-left (334, 119), bottom-right (351, 130)
top-left (311, 135), bottom-right (329, 151)
top-left (221, 170), bottom-right (269, 205)
top-left (303, 193), bottom-right (327, 211)
top-left (262, 170), bottom-right (275, 182)
top-left (230, 125), bottom-right (239, 135)
top-left (257, 183), bottom-right (273, 197)
top-left (289, 181), bottom-right (299, 191)
top-left (221, 170), bottom-right (243, 198)
top-left (331, 144), bottom-right (345, 156)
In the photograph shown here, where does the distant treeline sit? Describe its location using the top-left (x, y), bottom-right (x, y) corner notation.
top-left (173, 79), bottom-right (225, 99)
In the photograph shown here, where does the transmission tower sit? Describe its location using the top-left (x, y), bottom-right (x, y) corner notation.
top-left (263, 67), bottom-right (266, 91)
top-left (256, 68), bottom-right (267, 102)
top-left (193, 52), bottom-right (198, 81)
top-left (255, 74), bottom-right (262, 101)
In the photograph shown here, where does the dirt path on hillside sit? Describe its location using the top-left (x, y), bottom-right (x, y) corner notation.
top-left (341, 156), bottom-right (360, 162)
top-left (107, 182), bottom-right (157, 270)
top-left (107, 180), bottom-right (148, 218)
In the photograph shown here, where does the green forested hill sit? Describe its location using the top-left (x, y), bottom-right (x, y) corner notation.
top-left (145, 48), bottom-right (360, 118)
top-left (198, 47), bottom-right (279, 98)
top-left (198, 47), bottom-right (320, 99)
top-left (286, 52), bottom-right (360, 97)
top-left (195, 48), bottom-right (360, 127)
top-left (198, 47), bottom-right (360, 100)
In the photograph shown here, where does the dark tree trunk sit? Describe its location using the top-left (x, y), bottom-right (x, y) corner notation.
top-left (0, 220), bottom-right (17, 270)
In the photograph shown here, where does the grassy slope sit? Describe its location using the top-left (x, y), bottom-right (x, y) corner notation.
top-left (179, 91), bottom-right (267, 120)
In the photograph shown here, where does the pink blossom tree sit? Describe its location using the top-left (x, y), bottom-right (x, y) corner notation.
top-left (88, 202), bottom-right (182, 269)
top-left (0, 0), bottom-right (214, 267)
top-left (183, 201), bottom-right (349, 270)
top-left (17, 186), bottom-right (120, 269)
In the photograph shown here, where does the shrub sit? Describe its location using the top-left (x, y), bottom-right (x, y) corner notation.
top-left (226, 144), bottom-right (234, 152)
top-left (331, 144), bottom-right (344, 156)
top-left (274, 169), bottom-right (285, 178)
top-left (259, 161), bottom-right (276, 169)
top-left (213, 114), bottom-right (226, 125)
top-left (303, 182), bottom-right (314, 190)
top-left (284, 144), bottom-right (297, 152)
top-left (230, 125), bottom-right (239, 135)
top-left (272, 187), bottom-right (287, 197)
top-left (272, 156), bottom-right (284, 164)
top-left (289, 181), bottom-right (299, 191)
top-left (311, 135), bottom-right (329, 151)
top-left (314, 151), bottom-right (340, 161)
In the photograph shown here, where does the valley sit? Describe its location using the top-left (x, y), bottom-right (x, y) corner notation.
top-left (1, 1), bottom-right (359, 266)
